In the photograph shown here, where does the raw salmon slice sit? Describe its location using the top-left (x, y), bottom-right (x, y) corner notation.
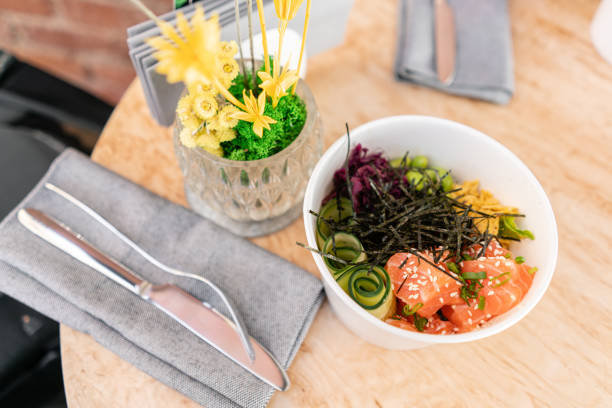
top-left (462, 239), bottom-right (510, 259)
top-left (386, 314), bottom-right (456, 335)
top-left (386, 252), bottom-right (462, 318)
top-left (386, 298), bottom-right (457, 334)
top-left (442, 256), bottom-right (534, 331)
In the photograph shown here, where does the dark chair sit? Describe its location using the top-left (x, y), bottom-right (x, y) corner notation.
top-left (0, 50), bottom-right (114, 407)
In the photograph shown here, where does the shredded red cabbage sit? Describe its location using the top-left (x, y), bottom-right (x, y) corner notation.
top-left (324, 144), bottom-right (407, 212)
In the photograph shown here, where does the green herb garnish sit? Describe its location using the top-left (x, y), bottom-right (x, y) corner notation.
top-left (462, 271), bottom-right (487, 280)
top-left (515, 256), bottom-right (525, 264)
top-left (414, 315), bottom-right (428, 332)
top-left (527, 267), bottom-right (538, 275)
top-left (462, 254), bottom-right (473, 261)
top-left (478, 295), bottom-right (486, 310)
top-left (504, 253), bottom-right (512, 259)
top-left (499, 216), bottom-right (534, 240)
top-left (402, 303), bottom-right (423, 316)
top-left (446, 262), bottom-right (460, 275)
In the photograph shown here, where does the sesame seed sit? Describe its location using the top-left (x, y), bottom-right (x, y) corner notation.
top-left (468, 318), bottom-right (473, 325)
top-left (495, 261), bottom-right (500, 267)
top-left (488, 290), bottom-right (494, 296)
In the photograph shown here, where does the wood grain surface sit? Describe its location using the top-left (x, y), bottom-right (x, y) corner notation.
top-left (60, 0), bottom-right (612, 406)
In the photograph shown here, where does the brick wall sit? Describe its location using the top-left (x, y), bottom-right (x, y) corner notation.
top-left (0, 0), bottom-right (174, 104)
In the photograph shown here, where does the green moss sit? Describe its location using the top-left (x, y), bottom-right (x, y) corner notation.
top-left (222, 61), bottom-right (307, 161)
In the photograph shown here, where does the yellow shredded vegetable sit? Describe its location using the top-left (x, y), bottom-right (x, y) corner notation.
top-left (451, 180), bottom-right (519, 238)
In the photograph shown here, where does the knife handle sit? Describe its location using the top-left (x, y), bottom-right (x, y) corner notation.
top-left (18, 208), bottom-right (148, 296)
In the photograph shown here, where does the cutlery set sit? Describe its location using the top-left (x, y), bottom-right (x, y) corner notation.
top-left (18, 184), bottom-right (289, 391)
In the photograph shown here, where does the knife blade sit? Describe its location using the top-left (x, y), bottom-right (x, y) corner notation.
top-left (434, 0), bottom-right (456, 85)
top-left (18, 208), bottom-right (290, 391)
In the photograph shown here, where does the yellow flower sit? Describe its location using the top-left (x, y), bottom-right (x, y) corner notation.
top-left (188, 81), bottom-right (217, 96)
top-left (179, 127), bottom-right (198, 148)
top-left (196, 131), bottom-right (220, 150)
top-left (231, 90), bottom-right (277, 137)
top-left (146, 4), bottom-right (248, 112)
top-left (195, 132), bottom-right (224, 157)
top-left (176, 94), bottom-right (201, 129)
top-left (218, 41), bottom-right (238, 58)
top-left (218, 58), bottom-right (239, 85)
top-left (258, 58), bottom-right (299, 107)
top-left (192, 94), bottom-right (218, 120)
top-left (273, 0), bottom-right (304, 21)
top-left (147, 7), bottom-right (222, 87)
top-left (216, 105), bottom-right (240, 128)
top-left (215, 128), bottom-right (237, 142)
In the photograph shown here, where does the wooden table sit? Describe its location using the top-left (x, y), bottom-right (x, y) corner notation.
top-left (60, 0), bottom-right (612, 406)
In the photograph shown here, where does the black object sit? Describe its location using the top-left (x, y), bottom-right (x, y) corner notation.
top-left (0, 50), bottom-right (114, 408)
top-left (0, 294), bottom-right (66, 408)
top-left (0, 51), bottom-right (113, 138)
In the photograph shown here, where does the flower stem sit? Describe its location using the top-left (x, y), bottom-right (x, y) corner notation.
top-left (247, 0), bottom-right (256, 90)
top-left (255, 0), bottom-right (270, 74)
top-left (277, 19), bottom-right (288, 69)
top-left (128, 0), bottom-right (157, 21)
top-left (234, 0), bottom-right (249, 90)
top-left (292, 0), bottom-right (311, 95)
top-left (214, 78), bottom-right (246, 111)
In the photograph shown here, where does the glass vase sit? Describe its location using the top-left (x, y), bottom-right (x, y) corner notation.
top-left (173, 77), bottom-right (323, 237)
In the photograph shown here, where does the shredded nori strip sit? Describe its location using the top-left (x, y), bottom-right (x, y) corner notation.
top-left (300, 127), bottom-right (521, 288)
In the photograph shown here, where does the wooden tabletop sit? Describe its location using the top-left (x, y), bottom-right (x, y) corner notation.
top-left (60, 0), bottom-right (612, 406)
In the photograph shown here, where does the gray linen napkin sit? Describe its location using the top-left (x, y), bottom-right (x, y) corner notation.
top-left (395, 0), bottom-right (514, 104)
top-left (0, 149), bottom-right (324, 408)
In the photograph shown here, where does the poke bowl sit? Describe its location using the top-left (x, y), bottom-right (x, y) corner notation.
top-left (303, 116), bottom-right (558, 350)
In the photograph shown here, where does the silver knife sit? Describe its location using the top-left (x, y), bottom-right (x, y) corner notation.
top-left (18, 208), bottom-right (290, 391)
top-left (434, 0), bottom-right (456, 85)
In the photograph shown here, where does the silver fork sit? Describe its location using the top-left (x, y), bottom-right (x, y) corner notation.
top-left (44, 183), bottom-right (255, 361)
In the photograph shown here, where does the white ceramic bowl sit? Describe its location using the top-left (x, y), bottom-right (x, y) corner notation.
top-left (303, 116), bottom-right (558, 349)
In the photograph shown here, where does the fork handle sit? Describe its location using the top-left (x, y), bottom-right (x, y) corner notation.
top-left (18, 208), bottom-right (148, 296)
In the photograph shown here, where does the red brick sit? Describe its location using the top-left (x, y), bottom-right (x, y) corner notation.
top-left (59, 0), bottom-right (153, 28)
top-left (87, 61), bottom-right (135, 84)
top-left (0, 0), bottom-right (54, 16)
top-left (84, 0), bottom-right (171, 15)
top-left (86, 77), bottom-right (129, 104)
top-left (0, 16), bottom-right (16, 47)
top-left (19, 24), bottom-right (127, 54)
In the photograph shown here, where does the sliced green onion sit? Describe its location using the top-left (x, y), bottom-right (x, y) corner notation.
top-left (504, 253), bottom-right (512, 259)
top-left (515, 256), bottom-right (525, 264)
top-left (414, 315), bottom-right (428, 332)
top-left (462, 254), bottom-right (473, 261)
top-left (446, 262), bottom-right (460, 275)
top-left (493, 278), bottom-right (511, 287)
top-left (492, 271), bottom-right (510, 280)
top-left (478, 296), bottom-right (486, 310)
top-left (462, 271), bottom-right (486, 280)
top-left (527, 267), bottom-right (538, 275)
top-left (402, 302), bottom-right (423, 317)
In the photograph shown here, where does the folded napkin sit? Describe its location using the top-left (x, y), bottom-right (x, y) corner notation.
top-left (395, 0), bottom-right (514, 104)
top-left (0, 149), bottom-right (324, 408)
